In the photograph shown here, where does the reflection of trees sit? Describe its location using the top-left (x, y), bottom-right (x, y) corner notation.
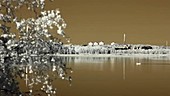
top-left (73, 57), bottom-right (109, 64)
top-left (0, 64), bottom-right (21, 96)
top-left (0, 56), bottom-right (72, 96)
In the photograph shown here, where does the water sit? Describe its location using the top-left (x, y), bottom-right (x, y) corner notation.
top-left (57, 56), bottom-right (170, 96)
top-left (0, 56), bottom-right (72, 96)
top-left (1, 56), bottom-right (170, 96)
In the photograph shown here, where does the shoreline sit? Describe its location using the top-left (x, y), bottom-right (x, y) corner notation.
top-left (55, 54), bottom-right (170, 58)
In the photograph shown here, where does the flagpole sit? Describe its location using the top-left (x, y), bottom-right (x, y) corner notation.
top-left (123, 33), bottom-right (126, 44)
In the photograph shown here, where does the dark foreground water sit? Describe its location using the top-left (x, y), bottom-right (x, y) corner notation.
top-left (1, 56), bottom-right (170, 96)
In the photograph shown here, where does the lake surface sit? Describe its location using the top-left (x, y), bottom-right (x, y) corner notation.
top-left (57, 56), bottom-right (170, 96)
top-left (1, 56), bottom-right (170, 96)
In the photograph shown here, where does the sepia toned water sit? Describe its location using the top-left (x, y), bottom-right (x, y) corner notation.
top-left (3, 56), bottom-right (170, 96)
top-left (56, 56), bottom-right (170, 96)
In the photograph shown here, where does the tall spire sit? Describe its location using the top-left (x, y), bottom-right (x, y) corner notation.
top-left (123, 33), bottom-right (126, 44)
top-left (166, 41), bottom-right (168, 47)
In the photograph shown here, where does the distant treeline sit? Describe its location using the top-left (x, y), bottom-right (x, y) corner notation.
top-left (59, 44), bottom-right (170, 55)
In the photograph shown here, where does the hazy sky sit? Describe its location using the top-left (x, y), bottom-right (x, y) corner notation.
top-left (45, 0), bottom-right (170, 45)
top-left (9, 0), bottom-right (170, 45)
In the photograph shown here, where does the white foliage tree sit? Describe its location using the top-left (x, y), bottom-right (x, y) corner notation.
top-left (16, 9), bottom-right (67, 40)
top-left (0, 1), bottom-right (73, 96)
top-left (0, 0), bottom-right (69, 55)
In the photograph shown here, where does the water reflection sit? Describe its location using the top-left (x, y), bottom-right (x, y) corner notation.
top-left (59, 56), bottom-right (170, 96)
top-left (63, 56), bottom-right (170, 71)
top-left (1, 56), bottom-right (170, 96)
top-left (0, 56), bottom-right (72, 96)
top-left (63, 56), bottom-right (170, 80)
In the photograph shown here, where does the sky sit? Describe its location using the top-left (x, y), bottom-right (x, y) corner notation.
top-left (44, 0), bottom-right (170, 45)
top-left (4, 0), bottom-right (170, 45)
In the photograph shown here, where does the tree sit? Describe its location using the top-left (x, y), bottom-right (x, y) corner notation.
top-left (0, 0), bottom-right (68, 56)
top-left (0, 1), bottom-right (72, 95)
